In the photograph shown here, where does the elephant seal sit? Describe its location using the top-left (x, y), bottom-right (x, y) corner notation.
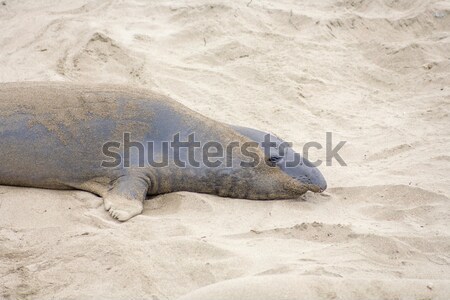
top-left (0, 82), bottom-right (326, 221)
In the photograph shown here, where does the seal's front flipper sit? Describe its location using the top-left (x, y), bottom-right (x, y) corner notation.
top-left (104, 174), bottom-right (150, 221)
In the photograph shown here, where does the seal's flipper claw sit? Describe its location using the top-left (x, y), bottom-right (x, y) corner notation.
top-left (104, 174), bottom-right (150, 221)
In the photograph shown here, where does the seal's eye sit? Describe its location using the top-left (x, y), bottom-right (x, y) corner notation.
top-left (267, 155), bottom-right (282, 166)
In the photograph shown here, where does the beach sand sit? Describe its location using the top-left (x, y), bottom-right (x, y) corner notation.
top-left (0, 0), bottom-right (449, 299)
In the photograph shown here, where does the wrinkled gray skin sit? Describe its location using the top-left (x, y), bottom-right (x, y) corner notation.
top-left (0, 82), bottom-right (326, 221)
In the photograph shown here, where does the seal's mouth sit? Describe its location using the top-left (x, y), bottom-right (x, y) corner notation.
top-left (318, 181), bottom-right (327, 193)
top-left (317, 181), bottom-right (327, 193)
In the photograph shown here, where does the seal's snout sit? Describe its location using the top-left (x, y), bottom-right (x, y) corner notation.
top-left (308, 168), bottom-right (327, 193)
top-left (290, 166), bottom-right (327, 193)
top-left (309, 167), bottom-right (327, 192)
top-left (320, 181), bottom-right (327, 192)
top-left (318, 182), bottom-right (327, 193)
top-left (227, 124), bottom-right (328, 195)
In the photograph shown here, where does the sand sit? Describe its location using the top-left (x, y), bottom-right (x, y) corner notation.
top-left (0, 0), bottom-right (449, 299)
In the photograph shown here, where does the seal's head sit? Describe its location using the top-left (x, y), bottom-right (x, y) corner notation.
top-left (230, 125), bottom-right (327, 193)
top-left (266, 147), bottom-right (327, 192)
top-left (158, 129), bottom-right (319, 200)
top-left (150, 124), bottom-right (327, 199)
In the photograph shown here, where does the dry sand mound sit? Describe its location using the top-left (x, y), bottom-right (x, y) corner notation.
top-left (178, 275), bottom-right (450, 300)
